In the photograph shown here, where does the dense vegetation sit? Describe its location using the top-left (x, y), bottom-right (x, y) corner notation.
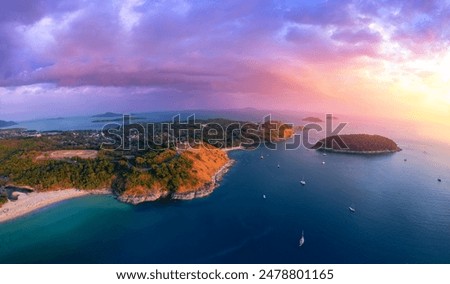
top-left (0, 195), bottom-right (7, 206)
top-left (113, 149), bottom-right (196, 195)
top-left (140, 118), bottom-right (294, 149)
top-left (0, 136), bottom-right (227, 199)
top-left (0, 139), bottom-right (114, 190)
top-left (312, 134), bottom-right (401, 153)
top-left (0, 116), bottom-right (293, 202)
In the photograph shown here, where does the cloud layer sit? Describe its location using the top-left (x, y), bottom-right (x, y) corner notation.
top-left (0, 0), bottom-right (449, 120)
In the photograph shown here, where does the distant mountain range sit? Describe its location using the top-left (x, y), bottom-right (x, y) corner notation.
top-left (0, 120), bottom-right (17, 128)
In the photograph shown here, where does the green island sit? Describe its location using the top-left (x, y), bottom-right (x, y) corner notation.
top-left (92, 117), bottom-right (146, 123)
top-left (312, 134), bottom-right (401, 154)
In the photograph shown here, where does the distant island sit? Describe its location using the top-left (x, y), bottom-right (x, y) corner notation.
top-left (45, 117), bottom-right (65, 120)
top-left (92, 117), bottom-right (145, 123)
top-left (91, 112), bottom-right (122, 118)
top-left (0, 120), bottom-right (17, 128)
top-left (302, 116), bottom-right (338, 123)
top-left (312, 134), bottom-right (401, 154)
top-left (302, 117), bottom-right (323, 123)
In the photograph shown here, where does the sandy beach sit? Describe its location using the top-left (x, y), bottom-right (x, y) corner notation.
top-left (222, 146), bottom-right (245, 152)
top-left (0, 188), bottom-right (111, 223)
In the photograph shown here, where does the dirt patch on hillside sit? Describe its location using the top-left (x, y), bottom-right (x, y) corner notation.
top-left (36, 150), bottom-right (98, 160)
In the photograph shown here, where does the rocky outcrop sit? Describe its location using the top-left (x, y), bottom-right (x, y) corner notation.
top-left (118, 159), bottom-right (235, 204)
top-left (171, 159), bottom-right (234, 200)
top-left (170, 183), bottom-right (214, 200)
top-left (117, 190), bottom-right (170, 205)
top-left (171, 160), bottom-right (234, 200)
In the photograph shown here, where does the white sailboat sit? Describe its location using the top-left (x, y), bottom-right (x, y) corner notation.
top-left (300, 177), bottom-right (306, 185)
top-left (299, 230), bottom-right (305, 247)
top-left (263, 194), bottom-right (266, 199)
top-left (348, 205), bottom-right (356, 213)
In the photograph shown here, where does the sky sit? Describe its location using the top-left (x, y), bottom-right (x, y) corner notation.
top-left (0, 0), bottom-right (449, 124)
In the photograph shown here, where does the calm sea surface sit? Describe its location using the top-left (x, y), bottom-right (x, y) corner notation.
top-left (0, 113), bottom-right (449, 263)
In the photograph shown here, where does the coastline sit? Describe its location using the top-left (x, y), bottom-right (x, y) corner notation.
top-left (171, 147), bottom-right (236, 200)
top-left (171, 159), bottom-right (235, 200)
top-left (222, 146), bottom-right (245, 152)
top-left (0, 146), bottom-right (238, 222)
top-left (118, 158), bottom-right (236, 204)
top-left (0, 188), bottom-right (111, 223)
top-left (0, 152), bottom-right (237, 222)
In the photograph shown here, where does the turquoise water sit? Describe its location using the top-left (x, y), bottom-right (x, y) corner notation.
top-left (1, 137), bottom-right (449, 263)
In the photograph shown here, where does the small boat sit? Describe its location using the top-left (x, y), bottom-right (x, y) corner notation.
top-left (277, 163), bottom-right (280, 168)
top-left (404, 158), bottom-right (407, 162)
top-left (263, 194), bottom-right (266, 199)
top-left (260, 154), bottom-right (264, 159)
top-left (299, 230), bottom-right (305, 247)
top-left (322, 161), bottom-right (325, 165)
top-left (348, 206), bottom-right (356, 213)
top-left (322, 153), bottom-right (327, 156)
top-left (300, 177), bottom-right (306, 186)
top-left (438, 178), bottom-right (442, 182)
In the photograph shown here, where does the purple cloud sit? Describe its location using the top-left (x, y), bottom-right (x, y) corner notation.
top-left (356, 0), bottom-right (450, 55)
top-left (0, 0), bottom-right (449, 120)
top-left (1, 0), bottom-right (448, 87)
top-left (285, 0), bottom-right (355, 27)
top-left (331, 28), bottom-right (382, 44)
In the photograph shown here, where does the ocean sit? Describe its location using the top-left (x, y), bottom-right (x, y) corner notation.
top-left (0, 113), bottom-right (449, 263)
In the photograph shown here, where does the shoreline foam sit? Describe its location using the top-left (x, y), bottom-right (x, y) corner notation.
top-left (0, 188), bottom-right (111, 223)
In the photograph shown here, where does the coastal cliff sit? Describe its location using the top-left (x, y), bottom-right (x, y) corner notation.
top-left (116, 144), bottom-right (233, 204)
top-left (117, 189), bottom-right (169, 204)
top-left (171, 159), bottom-right (234, 200)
